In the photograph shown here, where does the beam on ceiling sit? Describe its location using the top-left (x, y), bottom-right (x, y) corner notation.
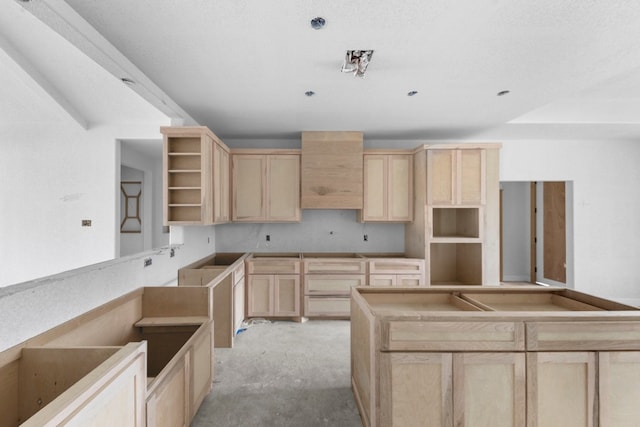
top-left (0, 32), bottom-right (89, 129)
top-left (16, 0), bottom-right (198, 126)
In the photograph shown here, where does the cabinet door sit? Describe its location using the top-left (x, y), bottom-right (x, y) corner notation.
top-left (389, 154), bottom-right (412, 221)
top-left (232, 155), bottom-right (266, 221)
top-left (274, 275), bottom-right (300, 316)
top-left (268, 155), bottom-right (300, 221)
top-left (247, 275), bottom-right (273, 317)
top-left (527, 352), bottom-right (596, 427)
top-left (453, 353), bottom-right (525, 427)
top-left (427, 149), bottom-right (456, 205)
top-left (213, 143), bottom-right (229, 223)
top-left (379, 352), bottom-right (453, 427)
top-left (458, 149), bottom-right (484, 205)
top-left (363, 155), bottom-right (387, 221)
top-left (599, 351), bottom-right (640, 427)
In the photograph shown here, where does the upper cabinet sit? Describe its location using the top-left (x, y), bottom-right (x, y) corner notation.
top-left (300, 131), bottom-right (364, 209)
top-left (361, 152), bottom-right (413, 222)
top-left (161, 126), bottom-right (230, 225)
top-left (427, 148), bottom-right (485, 206)
top-left (232, 151), bottom-right (301, 222)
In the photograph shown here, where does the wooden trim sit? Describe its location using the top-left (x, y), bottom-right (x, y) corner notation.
top-left (530, 182), bottom-right (537, 284)
top-left (229, 148), bottom-right (301, 155)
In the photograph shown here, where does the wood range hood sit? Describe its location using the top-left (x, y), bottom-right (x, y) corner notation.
top-left (300, 131), bottom-right (364, 209)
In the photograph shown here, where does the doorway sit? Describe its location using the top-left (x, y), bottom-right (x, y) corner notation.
top-left (500, 181), bottom-right (573, 287)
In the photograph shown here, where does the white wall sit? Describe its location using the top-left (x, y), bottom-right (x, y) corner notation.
top-left (499, 139), bottom-right (640, 300)
top-left (0, 124), bottom-right (118, 287)
top-left (0, 224), bottom-right (215, 352)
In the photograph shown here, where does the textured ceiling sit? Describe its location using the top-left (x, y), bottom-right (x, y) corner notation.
top-left (4, 0), bottom-right (640, 142)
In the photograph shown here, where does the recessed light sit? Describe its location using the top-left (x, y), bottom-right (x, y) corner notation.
top-left (305, 91), bottom-right (316, 97)
top-left (497, 90), bottom-right (510, 96)
top-left (121, 77), bottom-right (136, 86)
top-left (310, 17), bottom-right (326, 30)
top-left (407, 91), bottom-right (419, 97)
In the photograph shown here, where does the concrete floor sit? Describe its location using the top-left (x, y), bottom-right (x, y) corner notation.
top-left (191, 320), bottom-right (363, 427)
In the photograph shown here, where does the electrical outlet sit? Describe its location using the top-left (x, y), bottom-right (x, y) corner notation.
top-left (364, 234), bottom-right (368, 241)
top-left (81, 219), bottom-right (92, 227)
top-left (266, 235), bottom-right (271, 242)
top-left (170, 248), bottom-right (175, 258)
top-left (144, 258), bottom-right (152, 267)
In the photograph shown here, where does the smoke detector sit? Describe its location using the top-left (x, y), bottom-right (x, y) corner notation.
top-left (341, 50), bottom-right (374, 78)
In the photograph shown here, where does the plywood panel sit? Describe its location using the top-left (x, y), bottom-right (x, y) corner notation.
top-left (527, 352), bottom-right (596, 427)
top-left (389, 155), bottom-right (412, 221)
top-left (301, 131), bottom-right (363, 209)
top-left (453, 353), bottom-right (525, 427)
top-left (363, 155), bottom-right (386, 220)
top-left (0, 361), bottom-right (19, 427)
top-left (268, 155), bottom-right (300, 221)
top-left (151, 357), bottom-right (188, 427)
top-left (379, 352), bottom-right (453, 427)
top-left (599, 351), bottom-right (640, 427)
top-left (304, 275), bottom-right (366, 294)
top-left (232, 155), bottom-right (265, 220)
top-left (304, 297), bottom-right (350, 317)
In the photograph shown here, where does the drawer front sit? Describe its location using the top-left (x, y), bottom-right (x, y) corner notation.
top-left (527, 321), bottom-right (640, 351)
top-left (247, 259), bottom-right (300, 274)
top-left (397, 274), bottom-right (424, 287)
top-left (369, 275), bottom-right (396, 287)
top-left (367, 259), bottom-right (425, 275)
top-left (304, 275), bottom-right (366, 295)
top-left (304, 259), bottom-right (366, 274)
top-left (383, 321), bottom-right (525, 351)
top-left (304, 297), bottom-right (351, 317)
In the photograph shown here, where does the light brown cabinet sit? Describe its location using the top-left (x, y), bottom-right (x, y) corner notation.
top-left (352, 287), bottom-right (640, 427)
top-left (361, 153), bottom-right (413, 222)
top-left (247, 274), bottom-right (300, 317)
top-left (161, 126), bottom-right (230, 225)
top-left (427, 148), bottom-right (484, 206)
top-left (232, 151), bottom-right (300, 222)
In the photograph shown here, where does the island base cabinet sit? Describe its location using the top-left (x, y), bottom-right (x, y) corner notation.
top-left (378, 352), bottom-right (525, 427)
top-left (599, 352), bottom-right (640, 427)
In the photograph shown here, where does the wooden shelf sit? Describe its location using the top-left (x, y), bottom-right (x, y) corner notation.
top-left (168, 169), bottom-right (200, 173)
top-left (168, 203), bottom-right (202, 207)
top-left (134, 316), bottom-right (209, 328)
top-left (168, 152), bottom-right (201, 156)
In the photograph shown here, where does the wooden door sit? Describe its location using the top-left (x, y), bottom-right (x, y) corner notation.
top-left (363, 155), bottom-right (387, 221)
top-left (247, 275), bottom-right (273, 317)
top-left (389, 155), bottom-right (413, 221)
top-left (543, 181), bottom-right (566, 283)
top-left (527, 352), bottom-right (596, 427)
top-left (274, 275), bottom-right (300, 316)
top-left (379, 352), bottom-right (453, 427)
top-left (453, 353), bottom-right (525, 427)
top-left (232, 155), bottom-right (266, 221)
top-left (267, 155), bottom-right (300, 221)
top-left (599, 351), bottom-right (640, 427)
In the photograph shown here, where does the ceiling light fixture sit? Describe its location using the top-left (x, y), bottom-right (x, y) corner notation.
top-left (341, 50), bottom-right (374, 78)
top-left (407, 91), bottom-right (419, 96)
top-left (305, 91), bottom-right (316, 97)
top-left (310, 17), bottom-right (326, 30)
top-left (497, 90), bottom-right (510, 96)
top-left (121, 77), bottom-right (136, 86)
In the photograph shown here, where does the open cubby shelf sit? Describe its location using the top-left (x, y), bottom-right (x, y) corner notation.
top-left (432, 207), bottom-right (480, 238)
top-left (430, 242), bottom-right (482, 285)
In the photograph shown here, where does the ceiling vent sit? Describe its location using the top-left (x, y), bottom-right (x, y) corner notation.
top-left (341, 50), bottom-right (374, 78)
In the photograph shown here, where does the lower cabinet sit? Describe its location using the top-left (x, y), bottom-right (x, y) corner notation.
top-left (303, 274), bottom-right (366, 317)
top-left (247, 274), bottom-right (300, 317)
top-left (379, 352), bottom-right (525, 427)
top-left (528, 351), bottom-right (640, 427)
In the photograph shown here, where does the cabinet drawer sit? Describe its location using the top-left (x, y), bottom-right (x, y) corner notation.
top-left (382, 321), bottom-right (525, 351)
top-left (369, 274), bottom-right (424, 287)
top-left (526, 321), bottom-right (640, 351)
top-left (304, 259), bottom-right (366, 274)
top-left (304, 275), bottom-right (366, 295)
top-left (304, 297), bottom-right (351, 317)
top-left (247, 258), bottom-right (300, 274)
top-left (367, 259), bottom-right (424, 275)
top-left (397, 275), bottom-right (424, 287)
